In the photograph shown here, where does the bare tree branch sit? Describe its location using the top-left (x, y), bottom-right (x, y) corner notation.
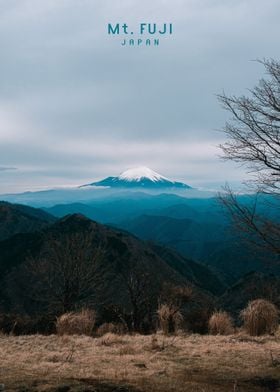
top-left (20, 232), bottom-right (108, 314)
top-left (218, 59), bottom-right (280, 257)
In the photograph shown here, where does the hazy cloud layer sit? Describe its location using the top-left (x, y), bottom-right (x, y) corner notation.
top-left (0, 166), bottom-right (17, 171)
top-left (0, 0), bottom-right (279, 192)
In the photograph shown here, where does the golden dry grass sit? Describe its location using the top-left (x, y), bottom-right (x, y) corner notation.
top-left (208, 311), bottom-right (234, 335)
top-left (157, 304), bottom-right (183, 334)
top-left (0, 331), bottom-right (280, 391)
top-left (241, 299), bottom-right (279, 336)
top-left (56, 309), bottom-right (96, 336)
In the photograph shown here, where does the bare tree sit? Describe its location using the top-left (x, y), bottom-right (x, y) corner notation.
top-left (218, 59), bottom-right (280, 256)
top-left (21, 232), bottom-right (108, 314)
top-left (219, 185), bottom-right (280, 255)
top-left (117, 259), bottom-right (155, 332)
top-left (219, 59), bottom-right (280, 193)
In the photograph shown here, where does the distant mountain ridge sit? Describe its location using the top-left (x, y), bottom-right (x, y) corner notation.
top-left (0, 206), bottom-right (224, 323)
top-left (0, 202), bottom-right (223, 291)
top-left (1, 202), bottom-right (279, 326)
top-left (0, 208), bottom-right (222, 295)
top-left (82, 167), bottom-right (191, 189)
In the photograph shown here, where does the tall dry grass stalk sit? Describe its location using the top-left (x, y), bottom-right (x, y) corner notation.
top-left (208, 311), bottom-right (234, 335)
top-left (240, 299), bottom-right (279, 336)
top-left (157, 304), bottom-right (183, 335)
top-left (56, 309), bottom-right (96, 336)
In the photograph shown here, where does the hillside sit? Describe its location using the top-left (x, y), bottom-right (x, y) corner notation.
top-left (42, 194), bottom-right (280, 285)
top-left (220, 272), bottom-right (280, 319)
top-left (0, 201), bottom-right (56, 241)
top-left (117, 213), bottom-right (280, 284)
top-left (0, 208), bottom-right (220, 331)
top-left (149, 243), bottom-right (226, 295)
top-left (0, 207), bottom-right (222, 292)
top-left (1, 201), bottom-right (279, 330)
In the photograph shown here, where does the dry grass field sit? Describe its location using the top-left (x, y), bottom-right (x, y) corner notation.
top-left (0, 332), bottom-right (280, 392)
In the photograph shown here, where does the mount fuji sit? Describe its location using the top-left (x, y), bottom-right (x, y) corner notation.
top-left (82, 167), bottom-right (191, 189)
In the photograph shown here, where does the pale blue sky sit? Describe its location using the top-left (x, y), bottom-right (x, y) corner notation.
top-left (0, 0), bottom-right (280, 193)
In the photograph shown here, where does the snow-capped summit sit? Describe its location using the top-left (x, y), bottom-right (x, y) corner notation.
top-left (118, 166), bottom-right (170, 182)
top-left (82, 167), bottom-right (191, 189)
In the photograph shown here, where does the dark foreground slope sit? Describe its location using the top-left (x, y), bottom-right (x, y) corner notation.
top-left (1, 202), bottom-right (278, 333)
top-left (220, 272), bottom-right (280, 319)
top-left (44, 195), bottom-right (280, 285)
top-left (0, 207), bottom-right (220, 332)
top-left (0, 213), bottom-right (220, 293)
top-left (0, 201), bottom-right (56, 241)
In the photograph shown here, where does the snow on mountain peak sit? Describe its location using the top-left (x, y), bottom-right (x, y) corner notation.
top-left (118, 167), bottom-right (171, 183)
top-left (81, 166), bottom-right (191, 189)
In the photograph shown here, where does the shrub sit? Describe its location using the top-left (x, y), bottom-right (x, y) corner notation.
top-left (96, 322), bottom-right (127, 336)
top-left (240, 299), bottom-right (279, 336)
top-left (56, 309), bottom-right (96, 336)
top-left (208, 311), bottom-right (234, 335)
top-left (157, 304), bottom-right (183, 335)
